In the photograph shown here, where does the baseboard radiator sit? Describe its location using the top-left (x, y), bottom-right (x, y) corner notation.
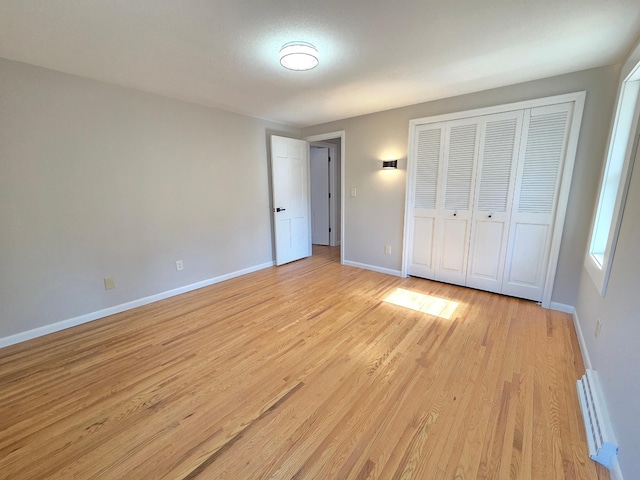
top-left (576, 369), bottom-right (618, 468)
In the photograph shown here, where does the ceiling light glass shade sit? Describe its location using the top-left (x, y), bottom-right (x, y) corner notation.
top-left (279, 42), bottom-right (319, 71)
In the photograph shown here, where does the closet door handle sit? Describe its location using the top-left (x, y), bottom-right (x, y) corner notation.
top-left (488, 214), bottom-right (492, 218)
top-left (453, 212), bottom-right (457, 217)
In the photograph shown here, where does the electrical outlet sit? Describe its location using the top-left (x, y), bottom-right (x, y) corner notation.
top-left (176, 260), bottom-right (184, 271)
top-left (595, 318), bottom-right (602, 338)
top-left (104, 277), bottom-right (115, 290)
top-left (350, 187), bottom-right (357, 197)
top-left (385, 245), bottom-right (392, 255)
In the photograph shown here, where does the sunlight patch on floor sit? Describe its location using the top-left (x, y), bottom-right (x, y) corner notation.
top-left (383, 288), bottom-right (459, 319)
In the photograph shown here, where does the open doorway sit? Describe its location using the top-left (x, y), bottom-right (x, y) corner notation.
top-left (310, 145), bottom-right (330, 245)
top-left (310, 142), bottom-right (339, 246)
top-left (305, 131), bottom-right (344, 264)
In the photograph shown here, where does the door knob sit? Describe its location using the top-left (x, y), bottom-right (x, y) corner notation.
top-left (488, 214), bottom-right (492, 218)
top-left (453, 212), bottom-right (457, 217)
top-left (276, 207), bottom-right (286, 212)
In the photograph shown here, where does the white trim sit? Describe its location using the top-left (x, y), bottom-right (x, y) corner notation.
top-left (304, 131), bottom-right (346, 265)
top-left (585, 40), bottom-right (640, 296)
top-left (401, 118), bottom-right (419, 278)
top-left (541, 92), bottom-right (586, 308)
top-left (568, 305), bottom-right (592, 370)
top-left (549, 302), bottom-right (592, 369)
top-left (0, 261), bottom-right (274, 349)
top-left (610, 457), bottom-right (624, 480)
top-left (585, 108), bottom-right (640, 296)
top-left (549, 301), bottom-right (574, 314)
top-left (408, 92), bottom-right (587, 129)
top-left (343, 260), bottom-right (402, 277)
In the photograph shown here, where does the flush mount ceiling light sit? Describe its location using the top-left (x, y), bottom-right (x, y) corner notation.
top-left (279, 42), bottom-right (319, 71)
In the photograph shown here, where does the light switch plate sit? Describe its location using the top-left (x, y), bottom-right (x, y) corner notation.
top-left (104, 277), bottom-right (115, 290)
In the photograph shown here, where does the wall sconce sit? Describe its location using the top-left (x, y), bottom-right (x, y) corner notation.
top-left (382, 160), bottom-right (398, 169)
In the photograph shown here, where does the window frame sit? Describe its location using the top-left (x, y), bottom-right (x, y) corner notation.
top-left (585, 55), bottom-right (640, 295)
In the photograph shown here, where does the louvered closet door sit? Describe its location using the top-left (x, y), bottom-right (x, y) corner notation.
top-left (466, 111), bottom-right (523, 293)
top-left (435, 118), bottom-right (480, 286)
top-left (502, 103), bottom-right (573, 301)
top-left (408, 123), bottom-right (445, 278)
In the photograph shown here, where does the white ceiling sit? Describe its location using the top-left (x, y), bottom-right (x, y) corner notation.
top-left (1, 1), bottom-right (640, 127)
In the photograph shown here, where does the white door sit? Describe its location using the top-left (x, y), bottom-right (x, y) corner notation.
top-left (310, 147), bottom-right (330, 245)
top-left (466, 111), bottom-right (523, 293)
top-left (435, 118), bottom-right (480, 286)
top-left (270, 135), bottom-right (312, 266)
top-left (408, 123), bottom-right (446, 279)
top-left (502, 103), bottom-right (573, 301)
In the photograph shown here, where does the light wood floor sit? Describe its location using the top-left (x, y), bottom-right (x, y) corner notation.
top-left (0, 246), bottom-right (608, 479)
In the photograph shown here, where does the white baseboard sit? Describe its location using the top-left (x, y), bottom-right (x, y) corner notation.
top-left (549, 302), bottom-right (592, 370)
top-left (0, 261), bottom-right (274, 350)
top-left (549, 301), bottom-right (574, 314)
top-left (610, 457), bottom-right (624, 480)
top-left (571, 307), bottom-right (592, 371)
top-left (343, 260), bottom-right (402, 277)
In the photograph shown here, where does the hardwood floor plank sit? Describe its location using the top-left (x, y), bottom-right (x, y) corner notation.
top-left (0, 246), bottom-right (607, 479)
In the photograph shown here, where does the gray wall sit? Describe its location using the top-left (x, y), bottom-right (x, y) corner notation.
top-left (0, 57), bottom-right (299, 339)
top-left (575, 165), bottom-right (640, 475)
top-left (302, 65), bottom-right (620, 306)
top-left (574, 40), bottom-right (640, 478)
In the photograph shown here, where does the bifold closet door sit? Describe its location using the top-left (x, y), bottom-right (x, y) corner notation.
top-left (408, 123), bottom-right (445, 279)
top-left (435, 118), bottom-right (480, 286)
top-left (466, 111), bottom-right (523, 293)
top-left (502, 103), bottom-right (573, 301)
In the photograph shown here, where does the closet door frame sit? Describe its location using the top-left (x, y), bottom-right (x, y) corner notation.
top-left (402, 91), bottom-right (586, 308)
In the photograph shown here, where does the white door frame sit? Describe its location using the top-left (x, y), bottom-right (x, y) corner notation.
top-left (304, 131), bottom-right (346, 265)
top-left (402, 92), bottom-right (585, 308)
